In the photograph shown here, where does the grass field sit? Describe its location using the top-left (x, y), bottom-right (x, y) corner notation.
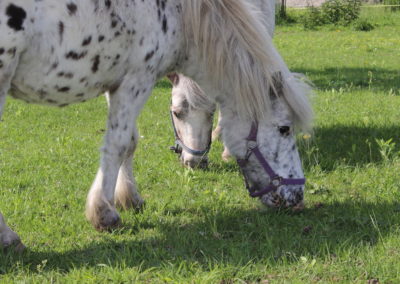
top-left (1, 7), bottom-right (400, 283)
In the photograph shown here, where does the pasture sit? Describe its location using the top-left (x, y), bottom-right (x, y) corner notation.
top-left (1, 7), bottom-right (400, 283)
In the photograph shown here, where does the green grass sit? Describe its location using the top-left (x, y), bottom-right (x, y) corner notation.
top-left (1, 8), bottom-right (400, 283)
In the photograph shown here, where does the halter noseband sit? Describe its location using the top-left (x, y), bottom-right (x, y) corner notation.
top-left (169, 110), bottom-right (212, 157)
top-left (237, 123), bottom-right (306, 198)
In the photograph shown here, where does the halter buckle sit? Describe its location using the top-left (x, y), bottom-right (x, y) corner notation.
top-left (271, 176), bottom-right (282, 187)
top-left (169, 144), bottom-right (182, 154)
top-left (247, 140), bottom-right (257, 151)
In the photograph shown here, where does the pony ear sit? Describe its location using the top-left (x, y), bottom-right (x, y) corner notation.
top-left (167, 72), bottom-right (180, 86)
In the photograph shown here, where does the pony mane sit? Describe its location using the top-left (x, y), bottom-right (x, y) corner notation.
top-left (179, 74), bottom-right (216, 114)
top-left (181, 0), bottom-right (313, 130)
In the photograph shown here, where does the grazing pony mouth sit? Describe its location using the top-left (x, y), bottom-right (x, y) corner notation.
top-left (236, 123), bottom-right (306, 207)
top-left (261, 193), bottom-right (305, 211)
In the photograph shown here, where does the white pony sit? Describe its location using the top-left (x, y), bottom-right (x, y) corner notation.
top-left (0, 0), bottom-right (312, 250)
top-left (169, 0), bottom-right (276, 167)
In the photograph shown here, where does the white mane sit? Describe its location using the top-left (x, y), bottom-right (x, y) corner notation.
top-left (181, 0), bottom-right (313, 130)
top-left (178, 74), bottom-right (216, 113)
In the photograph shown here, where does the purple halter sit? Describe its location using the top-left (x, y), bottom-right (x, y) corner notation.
top-left (169, 110), bottom-right (212, 156)
top-left (237, 123), bottom-right (306, 198)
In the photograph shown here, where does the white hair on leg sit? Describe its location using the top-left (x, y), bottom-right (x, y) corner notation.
top-left (105, 92), bottom-right (111, 108)
top-left (114, 161), bottom-right (144, 210)
top-left (85, 168), bottom-right (120, 231)
top-left (103, 93), bottom-right (144, 211)
top-left (86, 73), bottom-right (155, 230)
top-left (0, 94), bottom-right (6, 119)
top-left (114, 126), bottom-right (144, 210)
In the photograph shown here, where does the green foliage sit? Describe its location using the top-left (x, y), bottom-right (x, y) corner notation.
top-left (322, 0), bottom-right (362, 24)
top-left (276, 8), bottom-right (298, 25)
top-left (303, 0), bottom-right (362, 29)
top-left (383, 0), bottom-right (400, 11)
top-left (303, 6), bottom-right (326, 29)
top-left (353, 18), bottom-right (375, 31)
top-left (375, 138), bottom-right (397, 162)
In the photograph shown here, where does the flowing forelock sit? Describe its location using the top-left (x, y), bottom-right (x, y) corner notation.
top-left (179, 74), bottom-right (216, 114)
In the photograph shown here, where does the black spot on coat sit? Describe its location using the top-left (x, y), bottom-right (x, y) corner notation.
top-left (6, 4), bottom-right (26, 31)
top-left (65, 50), bottom-right (88, 60)
top-left (66, 3), bottom-right (78, 15)
top-left (162, 15), bottom-right (168, 33)
top-left (59, 21), bottom-right (65, 44)
top-left (82, 36), bottom-right (92, 46)
top-left (144, 50), bottom-right (155, 62)
top-left (91, 55), bottom-right (100, 73)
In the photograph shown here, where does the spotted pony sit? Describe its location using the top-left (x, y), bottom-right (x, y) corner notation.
top-left (0, 0), bottom-right (313, 250)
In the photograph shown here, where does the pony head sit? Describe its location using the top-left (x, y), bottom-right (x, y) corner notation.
top-left (167, 73), bottom-right (215, 168)
top-left (219, 73), bottom-right (310, 209)
top-left (178, 0), bottom-right (313, 208)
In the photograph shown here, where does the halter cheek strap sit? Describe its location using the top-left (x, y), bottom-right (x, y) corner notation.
top-left (237, 123), bottom-right (306, 198)
top-left (169, 110), bottom-right (212, 157)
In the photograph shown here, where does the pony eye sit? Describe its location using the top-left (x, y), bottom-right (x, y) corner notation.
top-left (173, 110), bottom-right (183, 119)
top-left (278, 126), bottom-right (291, 135)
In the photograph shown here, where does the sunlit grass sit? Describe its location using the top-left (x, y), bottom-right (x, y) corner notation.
top-left (1, 8), bottom-right (400, 283)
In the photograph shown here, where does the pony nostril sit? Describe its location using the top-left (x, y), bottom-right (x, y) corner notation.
top-left (184, 159), bottom-right (206, 169)
top-left (199, 159), bottom-right (209, 168)
top-left (295, 190), bottom-right (304, 203)
top-left (271, 193), bottom-right (283, 207)
top-left (184, 159), bottom-right (196, 168)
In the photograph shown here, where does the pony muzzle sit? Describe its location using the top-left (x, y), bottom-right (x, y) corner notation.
top-left (181, 152), bottom-right (208, 169)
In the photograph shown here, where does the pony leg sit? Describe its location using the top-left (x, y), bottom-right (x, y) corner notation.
top-left (211, 109), bottom-right (222, 141)
top-left (0, 213), bottom-right (24, 252)
top-left (114, 124), bottom-right (144, 210)
top-left (0, 94), bottom-right (5, 119)
top-left (211, 109), bottom-right (231, 161)
top-left (0, 58), bottom-right (24, 250)
top-left (104, 92), bottom-right (144, 210)
top-left (221, 146), bottom-right (231, 162)
top-left (86, 74), bottom-right (155, 230)
top-left (0, 63), bottom-right (16, 119)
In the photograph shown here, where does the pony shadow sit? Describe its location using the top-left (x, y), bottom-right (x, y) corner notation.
top-left (300, 125), bottom-right (400, 171)
top-left (294, 67), bottom-right (400, 93)
top-left (2, 200), bottom-right (399, 274)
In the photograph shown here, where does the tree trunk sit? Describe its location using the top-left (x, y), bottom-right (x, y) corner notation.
top-left (280, 0), bottom-right (287, 18)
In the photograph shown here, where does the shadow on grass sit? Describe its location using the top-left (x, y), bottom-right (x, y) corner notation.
top-left (293, 67), bottom-right (400, 93)
top-left (300, 125), bottom-right (400, 171)
top-left (170, 124), bottom-right (400, 174)
top-left (1, 200), bottom-right (399, 274)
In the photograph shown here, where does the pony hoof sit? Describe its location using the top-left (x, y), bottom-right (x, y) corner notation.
top-left (221, 147), bottom-right (231, 162)
top-left (96, 212), bottom-right (121, 231)
top-left (134, 199), bottom-right (145, 212)
top-left (221, 151), bottom-right (231, 162)
top-left (88, 206), bottom-right (121, 231)
top-left (3, 240), bottom-right (26, 253)
top-left (96, 211), bottom-right (121, 231)
top-left (115, 196), bottom-right (145, 212)
top-left (1, 232), bottom-right (25, 253)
